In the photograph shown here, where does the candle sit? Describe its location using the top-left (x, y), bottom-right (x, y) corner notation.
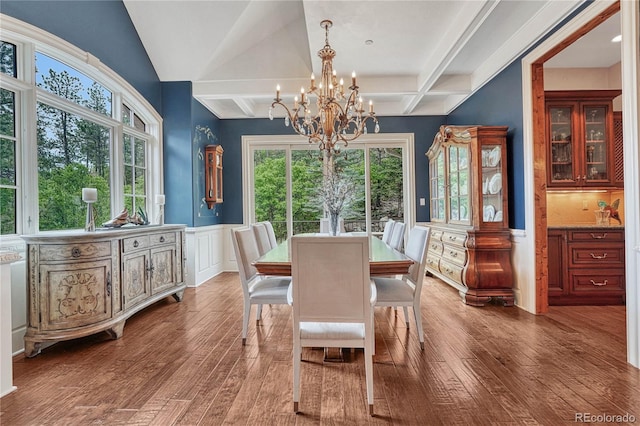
top-left (276, 84), bottom-right (280, 100)
top-left (300, 87), bottom-right (305, 103)
top-left (369, 100), bottom-right (374, 113)
top-left (352, 71), bottom-right (356, 87)
top-left (294, 96), bottom-right (298, 109)
top-left (155, 194), bottom-right (165, 205)
top-left (82, 188), bottom-right (97, 203)
top-left (310, 73), bottom-right (315, 88)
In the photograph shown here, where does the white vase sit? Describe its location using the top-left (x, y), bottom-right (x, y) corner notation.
top-left (329, 212), bottom-right (340, 236)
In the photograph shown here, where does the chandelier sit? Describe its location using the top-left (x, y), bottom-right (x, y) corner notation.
top-left (269, 20), bottom-right (380, 156)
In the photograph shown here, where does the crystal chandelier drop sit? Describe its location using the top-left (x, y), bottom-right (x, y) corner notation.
top-left (269, 20), bottom-right (380, 157)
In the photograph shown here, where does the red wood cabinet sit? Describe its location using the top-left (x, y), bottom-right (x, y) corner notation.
top-left (548, 227), bottom-right (625, 305)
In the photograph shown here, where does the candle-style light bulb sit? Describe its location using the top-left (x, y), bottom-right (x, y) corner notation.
top-left (358, 97), bottom-right (363, 110)
top-left (311, 73), bottom-right (315, 87)
top-left (294, 96), bottom-right (298, 109)
top-left (276, 84), bottom-right (280, 100)
top-left (369, 100), bottom-right (374, 113)
top-left (300, 86), bottom-right (306, 103)
top-left (352, 71), bottom-right (356, 87)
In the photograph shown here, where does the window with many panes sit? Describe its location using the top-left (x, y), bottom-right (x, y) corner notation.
top-left (244, 135), bottom-right (414, 242)
top-left (0, 19), bottom-right (161, 238)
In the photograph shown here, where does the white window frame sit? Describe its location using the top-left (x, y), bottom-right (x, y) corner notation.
top-left (242, 133), bottom-right (415, 237)
top-left (0, 15), bottom-right (163, 242)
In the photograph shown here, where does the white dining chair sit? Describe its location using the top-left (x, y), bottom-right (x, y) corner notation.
top-left (389, 221), bottom-right (406, 252)
top-left (230, 227), bottom-right (291, 346)
top-left (262, 221), bottom-right (278, 247)
top-left (290, 235), bottom-right (376, 416)
top-left (372, 225), bottom-right (430, 349)
top-left (319, 217), bottom-right (346, 234)
top-left (381, 219), bottom-right (395, 244)
top-left (251, 222), bottom-right (273, 256)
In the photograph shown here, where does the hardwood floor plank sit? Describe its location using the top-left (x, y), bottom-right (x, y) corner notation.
top-left (2, 272), bottom-right (638, 425)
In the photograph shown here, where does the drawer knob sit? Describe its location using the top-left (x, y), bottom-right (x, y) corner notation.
top-left (160, 236), bottom-right (165, 243)
top-left (590, 279), bottom-right (608, 287)
top-left (133, 240), bottom-right (139, 248)
top-left (589, 252), bottom-right (608, 260)
top-left (449, 251), bottom-right (457, 257)
top-left (71, 247), bottom-right (81, 258)
top-left (590, 233), bottom-right (607, 239)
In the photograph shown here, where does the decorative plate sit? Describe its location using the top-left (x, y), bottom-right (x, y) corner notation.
top-left (489, 173), bottom-right (502, 194)
top-left (483, 205), bottom-right (495, 222)
top-left (488, 146), bottom-right (501, 167)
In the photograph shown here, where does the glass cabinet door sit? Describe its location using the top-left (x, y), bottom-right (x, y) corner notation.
top-left (549, 105), bottom-right (576, 184)
top-left (583, 105), bottom-right (608, 183)
top-left (481, 144), bottom-right (503, 224)
top-left (430, 150), bottom-right (445, 221)
top-left (447, 145), bottom-right (469, 223)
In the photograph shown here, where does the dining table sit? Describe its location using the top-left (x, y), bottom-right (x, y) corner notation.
top-left (252, 232), bottom-right (414, 276)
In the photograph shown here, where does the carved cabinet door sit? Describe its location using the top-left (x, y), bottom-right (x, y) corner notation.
top-left (150, 246), bottom-right (177, 294)
top-left (39, 259), bottom-right (113, 331)
top-left (122, 251), bottom-right (151, 310)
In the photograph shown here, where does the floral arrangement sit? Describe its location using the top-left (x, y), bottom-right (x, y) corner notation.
top-left (597, 199), bottom-right (621, 224)
top-left (316, 165), bottom-right (356, 234)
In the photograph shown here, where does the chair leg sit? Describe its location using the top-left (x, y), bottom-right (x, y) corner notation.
top-left (293, 337), bottom-right (302, 413)
top-left (403, 306), bottom-right (410, 328)
top-left (242, 301), bottom-right (250, 346)
top-left (413, 302), bottom-right (425, 350)
top-left (364, 340), bottom-right (374, 416)
top-left (256, 304), bottom-right (263, 325)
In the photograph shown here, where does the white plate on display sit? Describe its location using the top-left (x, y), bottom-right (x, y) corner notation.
top-left (489, 173), bottom-right (502, 194)
top-left (493, 210), bottom-right (503, 222)
top-left (488, 146), bottom-right (501, 167)
top-left (483, 205), bottom-right (495, 222)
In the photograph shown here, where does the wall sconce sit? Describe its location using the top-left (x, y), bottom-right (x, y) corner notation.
top-left (204, 145), bottom-right (223, 209)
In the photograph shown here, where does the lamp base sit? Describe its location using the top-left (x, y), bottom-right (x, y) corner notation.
top-left (85, 202), bottom-right (96, 232)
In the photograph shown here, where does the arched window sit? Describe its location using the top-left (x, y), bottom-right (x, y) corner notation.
top-left (0, 17), bottom-right (162, 237)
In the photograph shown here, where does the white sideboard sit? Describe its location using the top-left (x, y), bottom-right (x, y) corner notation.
top-left (21, 225), bottom-right (186, 357)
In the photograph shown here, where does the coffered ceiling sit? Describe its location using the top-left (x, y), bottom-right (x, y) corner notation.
top-left (123, 0), bottom-right (621, 119)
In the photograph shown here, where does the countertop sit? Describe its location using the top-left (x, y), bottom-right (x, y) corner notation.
top-left (548, 224), bottom-right (624, 229)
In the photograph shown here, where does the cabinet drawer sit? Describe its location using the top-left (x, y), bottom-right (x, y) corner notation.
top-left (570, 269), bottom-right (625, 294)
top-left (439, 259), bottom-right (465, 285)
top-left (441, 231), bottom-right (467, 248)
top-left (39, 242), bottom-right (111, 261)
top-left (426, 254), bottom-right (441, 272)
top-left (150, 232), bottom-right (176, 246)
top-left (428, 240), bottom-right (443, 256)
top-left (122, 235), bottom-right (150, 253)
top-left (568, 229), bottom-right (624, 242)
top-left (442, 245), bottom-right (466, 267)
top-left (569, 244), bottom-right (624, 267)
top-left (430, 229), bottom-right (444, 241)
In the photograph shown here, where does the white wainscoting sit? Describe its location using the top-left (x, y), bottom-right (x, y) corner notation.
top-left (510, 229), bottom-right (534, 313)
top-left (186, 224), bottom-right (234, 287)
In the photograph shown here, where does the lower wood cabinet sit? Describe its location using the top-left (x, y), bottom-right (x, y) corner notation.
top-left (22, 225), bottom-right (186, 357)
top-left (548, 226), bottom-right (625, 305)
top-left (426, 224), bottom-right (514, 307)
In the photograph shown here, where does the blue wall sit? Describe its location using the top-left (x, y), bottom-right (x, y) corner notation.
top-left (2, 1), bottom-right (163, 112)
top-left (161, 82), bottom-right (222, 227)
top-left (218, 116), bottom-right (445, 224)
top-left (447, 61), bottom-right (525, 229)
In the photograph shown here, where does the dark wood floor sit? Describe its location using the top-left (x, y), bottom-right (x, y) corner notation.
top-left (2, 273), bottom-right (639, 425)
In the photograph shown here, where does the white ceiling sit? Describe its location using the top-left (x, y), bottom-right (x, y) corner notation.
top-left (123, 0), bottom-right (621, 119)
